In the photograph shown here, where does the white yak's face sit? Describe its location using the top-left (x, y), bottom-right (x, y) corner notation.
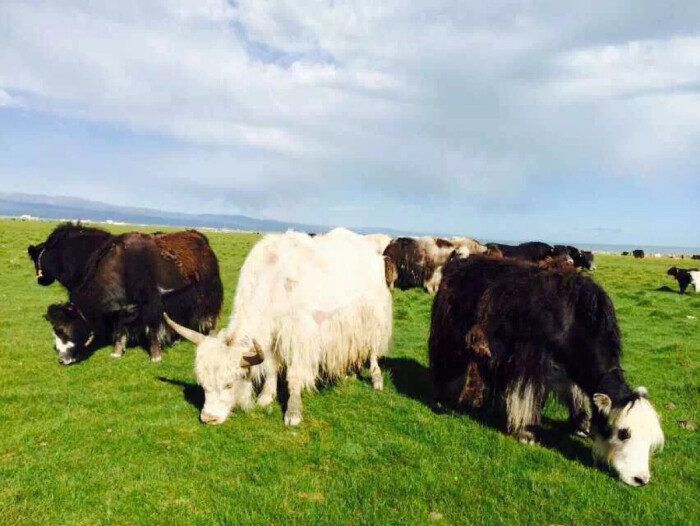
top-left (164, 313), bottom-right (266, 426)
top-left (195, 336), bottom-right (255, 425)
top-left (592, 388), bottom-right (664, 486)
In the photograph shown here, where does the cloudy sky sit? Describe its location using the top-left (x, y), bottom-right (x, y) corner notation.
top-left (1, 1), bottom-right (699, 246)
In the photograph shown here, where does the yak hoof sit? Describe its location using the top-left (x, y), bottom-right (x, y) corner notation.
top-left (516, 431), bottom-right (537, 445)
top-left (110, 352), bottom-right (124, 359)
top-left (150, 354), bottom-right (162, 363)
top-left (284, 410), bottom-right (302, 426)
top-left (257, 393), bottom-right (275, 407)
top-left (372, 376), bottom-right (384, 391)
top-left (574, 429), bottom-right (590, 439)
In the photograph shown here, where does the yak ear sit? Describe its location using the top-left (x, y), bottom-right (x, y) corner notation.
top-left (593, 393), bottom-right (612, 416)
top-left (28, 245), bottom-right (37, 258)
top-left (46, 304), bottom-right (67, 323)
top-left (634, 386), bottom-right (648, 399)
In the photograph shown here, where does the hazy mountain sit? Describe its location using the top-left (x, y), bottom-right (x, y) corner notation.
top-left (0, 192), bottom-right (411, 236)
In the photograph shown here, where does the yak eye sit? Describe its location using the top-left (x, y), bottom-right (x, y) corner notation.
top-left (225, 381), bottom-right (234, 389)
top-left (618, 428), bottom-right (631, 441)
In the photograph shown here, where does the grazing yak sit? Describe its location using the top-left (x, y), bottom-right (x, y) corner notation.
top-left (164, 228), bottom-right (392, 426)
top-left (486, 241), bottom-right (557, 263)
top-left (37, 226), bottom-right (222, 364)
top-left (429, 255), bottom-right (664, 486)
top-left (382, 237), bottom-right (459, 293)
top-left (633, 249), bottom-right (645, 259)
top-left (667, 267), bottom-right (699, 294)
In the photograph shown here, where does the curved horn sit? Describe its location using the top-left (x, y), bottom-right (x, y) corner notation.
top-left (240, 339), bottom-right (265, 368)
top-left (163, 313), bottom-right (205, 345)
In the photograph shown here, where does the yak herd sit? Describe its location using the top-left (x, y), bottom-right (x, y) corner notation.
top-left (27, 223), bottom-right (680, 487)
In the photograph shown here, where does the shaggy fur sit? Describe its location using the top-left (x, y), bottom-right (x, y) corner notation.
top-left (429, 255), bottom-right (664, 485)
top-left (170, 228), bottom-right (392, 426)
top-left (633, 249), bottom-right (645, 259)
top-left (384, 256), bottom-right (399, 290)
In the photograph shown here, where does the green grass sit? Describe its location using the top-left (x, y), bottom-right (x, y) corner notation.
top-left (0, 219), bottom-right (698, 525)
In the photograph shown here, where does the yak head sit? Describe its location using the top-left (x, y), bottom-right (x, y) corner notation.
top-left (28, 243), bottom-right (58, 286)
top-left (163, 314), bottom-right (264, 425)
top-left (44, 303), bottom-right (96, 365)
top-left (592, 387), bottom-right (664, 487)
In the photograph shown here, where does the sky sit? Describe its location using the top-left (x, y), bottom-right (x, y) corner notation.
top-left (1, 0), bottom-right (699, 246)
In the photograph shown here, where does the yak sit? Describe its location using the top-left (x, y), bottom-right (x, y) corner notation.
top-left (667, 266), bottom-right (699, 294)
top-left (33, 224), bottom-right (222, 364)
top-left (429, 255), bottom-right (664, 486)
top-left (382, 237), bottom-right (457, 293)
top-left (164, 228), bottom-right (392, 426)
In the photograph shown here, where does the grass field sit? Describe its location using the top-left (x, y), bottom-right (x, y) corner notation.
top-left (0, 219), bottom-right (698, 525)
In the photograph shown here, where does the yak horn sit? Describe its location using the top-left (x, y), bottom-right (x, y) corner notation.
top-left (163, 313), bottom-right (205, 345)
top-left (240, 339), bottom-right (265, 368)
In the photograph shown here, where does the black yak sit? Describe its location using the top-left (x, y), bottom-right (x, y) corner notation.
top-left (429, 255), bottom-right (664, 486)
top-left (32, 224), bottom-right (222, 364)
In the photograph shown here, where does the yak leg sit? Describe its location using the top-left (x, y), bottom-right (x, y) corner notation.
top-left (369, 354), bottom-right (384, 391)
top-left (257, 360), bottom-right (279, 407)
top-left (505, 379), bottom-right (545, 445)
top-left (284, 367), bottom-right (305, 426)
top-left (564, 383), bottom-right (591, 437)
top-left (111, 332), bottom-right (127, 358)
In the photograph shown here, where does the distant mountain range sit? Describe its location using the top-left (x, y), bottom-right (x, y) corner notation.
top-left (0, 192), bottom-right (412, 236)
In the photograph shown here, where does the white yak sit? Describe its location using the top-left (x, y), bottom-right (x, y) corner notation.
top-left (165, 228), bottom-right (392, 426)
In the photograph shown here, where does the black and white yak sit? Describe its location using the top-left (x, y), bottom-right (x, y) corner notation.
top-left (429, 255), bottom-right (664, 486)
top-left (667, 266), bottom-right (699, 294)
top-left (32, 225), bottom-right (223, 364)
top-left (553, 245), bottom-right (596, 270)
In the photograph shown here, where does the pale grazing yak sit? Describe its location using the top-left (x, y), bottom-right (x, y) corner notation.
top-left (165, 228), bottom-right (392, 426)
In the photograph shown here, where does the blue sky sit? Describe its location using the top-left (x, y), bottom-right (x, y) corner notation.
top-left (1, 1), bottom-right (699, 247)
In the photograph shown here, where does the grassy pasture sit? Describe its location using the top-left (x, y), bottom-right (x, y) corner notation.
top-left (0, 219), bottom-right (698, 525)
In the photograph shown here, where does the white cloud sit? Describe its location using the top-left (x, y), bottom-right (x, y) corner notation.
top-left (0, 0), bottom-right (698, 237)
top-left (0, 89), bottom-right (18, 107)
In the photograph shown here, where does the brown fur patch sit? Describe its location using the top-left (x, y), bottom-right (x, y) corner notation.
top-left (459, 360), bottom-right (486, 408)
top-left (384, 256), bottom-right (398, 289)
top-left (154, 231), bottom-right (213, 283)
top-left (537, 256), bottom-right (577, 272)
top-left (484, 246), bottom-right (504, 259)
top-left (465, 325), bottom-right (491, 358)
top-left (434, 238), bottom-right (454, 249)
